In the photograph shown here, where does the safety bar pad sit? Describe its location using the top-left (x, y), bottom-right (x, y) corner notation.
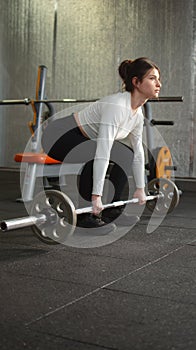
top-left (14, 153), bottom-right (61, 164)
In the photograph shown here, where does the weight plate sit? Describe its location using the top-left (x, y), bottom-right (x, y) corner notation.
top-left (31, 190), bottom-right (77, 244)
top-left (148, 147), bottom-right (159, 181)
top-left (146, 178), bottom-right (180, 214)
top-left (156, 146), bottom-right (173, 179)
top-left (148, 146), bottom-right (173, 181)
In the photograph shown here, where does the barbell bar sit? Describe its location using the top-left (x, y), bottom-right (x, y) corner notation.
top-left (0, 193), bottom-right (162, 233)
top-left (0, 178), bottom-right (181, 244)
top-left (0, 214), bottom-right (46, 232)
top-left (0, 96), bottom-right (183, 105)
top-left (75, 195), bottom-right (162, 215)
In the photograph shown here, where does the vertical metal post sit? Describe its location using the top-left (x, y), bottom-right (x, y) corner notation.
top-left (33, 65), bottom-right (48, 151)
top-left (143, 102), bottom-right (154, 165)
top-left (21, 65), bottom-right (47, 201)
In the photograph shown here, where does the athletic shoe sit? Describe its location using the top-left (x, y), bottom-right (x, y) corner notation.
top-left (102, 208), bottom-right (140, 226)
top-left (76, 213), bottom-right (116, 234)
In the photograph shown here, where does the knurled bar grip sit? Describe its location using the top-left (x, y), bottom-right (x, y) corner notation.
top-left (75, 194), bottom-right (162, 214)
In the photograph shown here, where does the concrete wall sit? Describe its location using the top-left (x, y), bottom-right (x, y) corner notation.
top-left (0, 0), bottom-right (195, 179)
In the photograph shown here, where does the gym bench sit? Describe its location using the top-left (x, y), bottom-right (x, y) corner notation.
top-left (14, 152), bottom-right (83, 202)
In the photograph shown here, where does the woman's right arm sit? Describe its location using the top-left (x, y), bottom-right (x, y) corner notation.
top-left (91, 123), bottom-right (118, 214)
top-left (91, 107), bottom-right (120, 214)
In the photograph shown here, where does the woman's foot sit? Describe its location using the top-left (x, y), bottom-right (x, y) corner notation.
top-left (77, 213), bottom-right (116, 234)
top-left (102, 208), bottom-right (140, 227)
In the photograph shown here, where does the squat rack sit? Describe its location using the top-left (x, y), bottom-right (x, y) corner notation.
top-left (0, 65), bottom-right (183, 202)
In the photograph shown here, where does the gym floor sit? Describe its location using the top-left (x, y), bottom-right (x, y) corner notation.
top-left (0, 170), bottom-right (195, 350)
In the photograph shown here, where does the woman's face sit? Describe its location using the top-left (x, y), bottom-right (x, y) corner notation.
top-left (135, 68), bottom-right (161, 99)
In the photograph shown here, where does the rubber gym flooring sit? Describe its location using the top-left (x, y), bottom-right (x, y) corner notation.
top-left (0, 170), bottom-right (195, 350)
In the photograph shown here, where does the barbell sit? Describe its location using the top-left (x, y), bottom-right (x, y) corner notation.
top-left (0, 178), bottom-right (181, 245)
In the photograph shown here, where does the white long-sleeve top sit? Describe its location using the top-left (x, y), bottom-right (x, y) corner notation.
top-left (78, 91), bottom-right (145, 196)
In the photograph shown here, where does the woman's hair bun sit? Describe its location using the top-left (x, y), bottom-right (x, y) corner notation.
top-left (118, 59), bottom-right (133, 81)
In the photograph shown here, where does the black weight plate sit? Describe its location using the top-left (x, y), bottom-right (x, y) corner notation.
top-left (146, 178), bottom-right (179, 214)
top-left (31, 190), bottom-right (77, 244)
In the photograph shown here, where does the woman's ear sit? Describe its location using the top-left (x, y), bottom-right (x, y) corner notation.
top-left (132, 76), bottom-right (139, 88)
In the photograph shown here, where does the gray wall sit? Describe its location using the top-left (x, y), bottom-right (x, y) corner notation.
top-left (0, 0), bottom-right (195, 179)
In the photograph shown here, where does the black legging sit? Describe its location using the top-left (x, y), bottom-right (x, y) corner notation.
top-left (42, 114), bottom-right (133, 205)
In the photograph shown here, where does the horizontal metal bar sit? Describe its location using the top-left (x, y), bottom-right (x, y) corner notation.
top-left (149, 96), bottom-right (183, 102)
top-left (75, 194), bottom-right (162, 215)
top-left (0, 214), bottom-right (46, 232)
top-left (164, 165), bottom-right (177, 171)
top-left (0, 96), bottom-right (183, 106)
top-left (0, 98), bottom-right (97, 105)
top-left (0, 98), bottom-right (31, 105)
top-left (150, 120), bottom-right (174, 126)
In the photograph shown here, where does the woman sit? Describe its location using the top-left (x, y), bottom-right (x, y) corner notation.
top-left (42, 57), bottom-right (161, 232)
